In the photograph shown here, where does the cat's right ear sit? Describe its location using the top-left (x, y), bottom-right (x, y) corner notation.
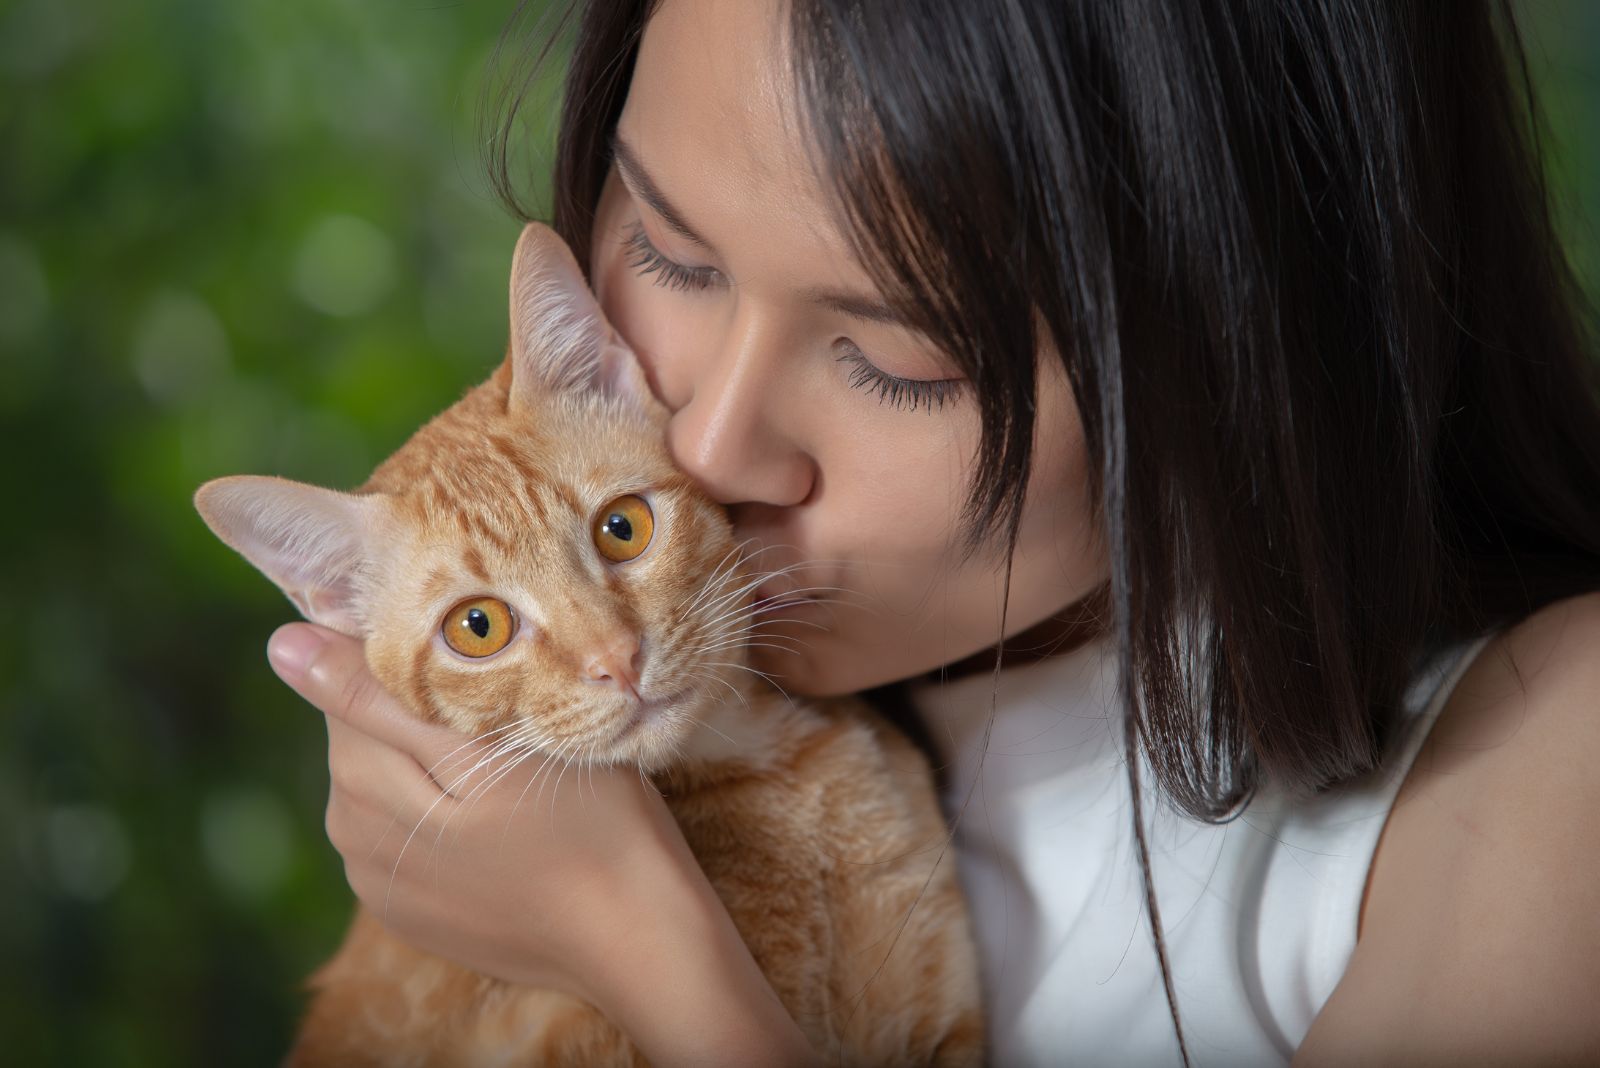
top-left (194, 476), bottom-right (378, 637)
top-left (506, 221), bottom-right (659, 415)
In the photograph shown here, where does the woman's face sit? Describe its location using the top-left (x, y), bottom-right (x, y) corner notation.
top-left (589, 0), bottom-right (1106, 696)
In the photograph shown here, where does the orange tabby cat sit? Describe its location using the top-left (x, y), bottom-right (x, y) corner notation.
top-left (194, 223), bottom-right (983, 1066)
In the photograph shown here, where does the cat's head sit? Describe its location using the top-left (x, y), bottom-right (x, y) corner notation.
top-left (195, 223), bottom-right (754, 771)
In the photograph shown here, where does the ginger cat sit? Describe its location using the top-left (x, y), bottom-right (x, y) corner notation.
top-left (195, 223), bottom-right (983, 1066)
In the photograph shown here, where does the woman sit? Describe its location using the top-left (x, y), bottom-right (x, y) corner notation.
top-left (262, 0), bottom-right (1600, 1063)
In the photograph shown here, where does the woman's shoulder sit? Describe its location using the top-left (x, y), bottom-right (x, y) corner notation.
top-left (1295, 590), bottom-right (1600, 1064)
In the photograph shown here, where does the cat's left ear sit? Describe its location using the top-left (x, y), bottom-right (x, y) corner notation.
top-left (194, 475), bottom-right (380, 637)
top-left (506, 221), bottom-right (659, 416)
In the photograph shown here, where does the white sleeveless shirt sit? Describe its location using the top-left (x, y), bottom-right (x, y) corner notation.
top-left (911, 629), bottom-right (1495, 1067)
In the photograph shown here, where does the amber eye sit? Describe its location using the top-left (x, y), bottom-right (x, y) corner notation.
top-left (441, 597), bottom-right (515, 658)
top-left (593, 494), bottom-right (655, 563)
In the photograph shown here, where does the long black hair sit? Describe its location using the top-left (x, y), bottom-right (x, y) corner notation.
top-left (483, 0), bottom-right (1600, 1058)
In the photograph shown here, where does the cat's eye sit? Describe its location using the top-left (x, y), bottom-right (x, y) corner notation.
top-left (441, 597), bottom-right (516, 658)
top-left (593, 494), bottom-right (655, 563)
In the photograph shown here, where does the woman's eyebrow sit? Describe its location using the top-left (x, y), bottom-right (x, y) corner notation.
top-left (804, 286), bottom-right (912, 328)
top-left (611, 136), bottom-right (714, 250)
top-left (611, 135), bottom-right (913, 331)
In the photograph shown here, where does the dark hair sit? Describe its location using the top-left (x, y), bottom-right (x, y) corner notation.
top-left (484, 0), bottom-right (1600, 1057)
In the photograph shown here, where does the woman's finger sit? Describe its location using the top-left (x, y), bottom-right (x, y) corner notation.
top-left (267, 622), bottom-right (471, 764)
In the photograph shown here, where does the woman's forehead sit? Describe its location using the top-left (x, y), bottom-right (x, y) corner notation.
top-left (621, 0), bottom-right (854, 265)
top-left (634, 0), bottom-right (796, 142)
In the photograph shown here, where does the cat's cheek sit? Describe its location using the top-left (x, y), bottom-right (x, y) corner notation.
top-left (420, 652), bottom-right (539, 735)
top-left (615, 718), bottom-right (691, 775)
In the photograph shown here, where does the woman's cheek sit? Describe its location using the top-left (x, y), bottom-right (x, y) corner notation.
top-left (829, 427), bottom-right (977, 598)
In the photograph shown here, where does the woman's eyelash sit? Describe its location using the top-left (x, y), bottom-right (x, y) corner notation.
top-left (620, 225), bottom-right (957, 413)
top-left (836, 344), bottom-right (964, 413)
top-left (623, 224), bottom-right (723, 292)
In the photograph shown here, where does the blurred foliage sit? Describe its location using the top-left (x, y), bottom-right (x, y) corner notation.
top-left (0, 0), bottom-right (562, 1063)
top-left (0, 1), bottom-right (1593, 1066)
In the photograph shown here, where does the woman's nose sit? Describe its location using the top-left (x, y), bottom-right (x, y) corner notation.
top-left (665, 311), bottom-right (815, 508)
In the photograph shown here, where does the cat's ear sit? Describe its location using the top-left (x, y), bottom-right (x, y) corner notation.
top-left (194, 475), bottom-right (379, 637)
top-left (507, 221), bottom-right (658, 414)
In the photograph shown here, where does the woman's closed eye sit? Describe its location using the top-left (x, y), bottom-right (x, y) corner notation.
top-left (623, 220), bottom-right (964, 414)
top-left (836, 341), bottom-right (964, 413)
top-left (624, 223), bottom-right (724, 292)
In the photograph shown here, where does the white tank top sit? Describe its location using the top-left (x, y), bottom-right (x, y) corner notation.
top-left (910, 628), bottom-right (1495, 1066)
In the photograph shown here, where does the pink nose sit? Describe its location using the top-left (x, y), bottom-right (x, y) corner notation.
top-left (584, 635), bottom-right (642, 696)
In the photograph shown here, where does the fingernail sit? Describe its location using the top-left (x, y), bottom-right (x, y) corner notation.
top-left (268, 626), bottom-right (328, 683)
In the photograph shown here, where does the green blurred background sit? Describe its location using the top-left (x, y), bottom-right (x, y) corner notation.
top-left (0, 1), bottom-right (1594, 1064)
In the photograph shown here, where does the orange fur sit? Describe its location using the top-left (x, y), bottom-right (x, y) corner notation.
top-left (196, 224), bottom-right (984, 1066)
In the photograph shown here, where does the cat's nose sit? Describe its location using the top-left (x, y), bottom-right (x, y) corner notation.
top-left (583, 635), bottom-right (642, 697)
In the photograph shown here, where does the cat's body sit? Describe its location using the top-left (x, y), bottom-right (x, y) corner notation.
top-left (295, 676), bottom-right (978, 1066)
top-left (196, 224), bottom-right (983, 1066)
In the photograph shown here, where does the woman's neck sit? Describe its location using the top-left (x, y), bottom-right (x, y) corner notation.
top-left (935, 582), bottom-right (1112, 683)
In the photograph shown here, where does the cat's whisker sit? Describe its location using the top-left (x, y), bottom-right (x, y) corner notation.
top-left (545, 738), bottom-right (586, 830)
top-left (678, 585), bottom-right (832, 652)
top-left (697, 639), bottom-right (805, 657)
top-left (755, 588), bottom-right (853, 606)
top-left (742, 618), bottom-right (827, 641)
top-left (447, 729), bottom-right (547, 819)
top-left (424, 726), bottom-right (535, 809)
top-left (674, 539), bottom-right (752, 615)
top-left (384, 735), bottom-right (521, 923)
top-left (684, 623), bottom-right (803, 648)
top-left (749, 588), bottom-right (852, 609)
top-left (690, 561), bottom-right (825, 619)
top-left (364, 721), bottom-right (532, 864)
top-left (434, 733), bottom-right (525, 798)
top-left (735, 616), bottom-right (832, 638)
top-left (675, 537), bottom-right (808, 619)
top-left (529, 740), bottom-right (575, 818)
top-left (544, 739), bottom-right (582, 819)
top-left (497, 740), bottom-right (571, 852)
top-left (708, 610), bottom-right (829, 637)
top-left (678, 676), bottom-right (752, 747)
top-left (492, 729), bottom-right (604, 844)
top-left (432, 720), bottom-right (523, 767)
top-left (437, 727), bottom-right (547, 807)
top-left (685, 576), bottom-right (767, 625)
top-left (514, 743), bottom-right (572, 826)
top-left (432, 741), bottom-right (539, 809)
top-left (421, 722), bottom-right (523, 787)
top-left (682, 669), bottom-right (761, 723)
top-left (433, 726), bottom-right (555, 861)
top-left (683, 712), bottom-right (740, 748)
top-left (700, 658), bottom-right (797, 705)
top-left (691, 582), bottom-right (848, 634)
top-left (686, 668), bottom-right (746, 707)
top-left (448, 740), bottom-right (545, 857)
top-left (694, 639), bottom-right (806, 655)
top-left (686, 614), bottom-right (827, 652)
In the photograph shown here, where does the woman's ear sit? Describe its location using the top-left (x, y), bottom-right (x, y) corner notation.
top-left (194, 475), bottom-right (379, 637)
top-left (505, 221), bottom-right (658, 416)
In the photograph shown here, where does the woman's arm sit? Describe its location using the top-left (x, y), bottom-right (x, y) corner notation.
top-left (1295, 593), bottom-right (1600, 1065)
top-left (268, 623), bottom-right (821, 1068)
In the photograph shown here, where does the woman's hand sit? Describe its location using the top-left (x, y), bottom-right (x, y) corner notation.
top-left (266, 621), bottom-right (821, 1068)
